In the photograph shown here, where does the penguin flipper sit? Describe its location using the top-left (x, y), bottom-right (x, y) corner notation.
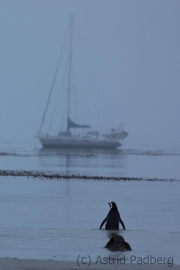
top-left (99, 217), bottom-right (107, 229)
top-left (119, 217), bottom-right (125, 230)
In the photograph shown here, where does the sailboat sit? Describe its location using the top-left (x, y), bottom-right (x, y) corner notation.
top-left (37, 17), bottom-right (128, 149)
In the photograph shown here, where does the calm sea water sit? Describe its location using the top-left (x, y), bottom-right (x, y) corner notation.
top-left (0, 142), bottom-right (180, 266)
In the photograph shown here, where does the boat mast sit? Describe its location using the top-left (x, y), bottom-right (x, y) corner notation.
top-left (38, 19), bottom-right (70, 136)
top-left (67, 15), bottom-right (73, 132)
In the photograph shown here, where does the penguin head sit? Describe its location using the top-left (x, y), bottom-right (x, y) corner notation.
top-left (110, 202), bottom-right (118, 209)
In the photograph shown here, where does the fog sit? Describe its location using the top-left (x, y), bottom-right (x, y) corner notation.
top-left (0, 0), bottom-right (179, 149)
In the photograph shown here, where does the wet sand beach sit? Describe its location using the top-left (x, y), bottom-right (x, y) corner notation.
top-left (0, 258), bottom-right (179, 270)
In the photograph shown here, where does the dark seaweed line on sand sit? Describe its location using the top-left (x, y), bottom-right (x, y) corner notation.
top-left (0, 170), bottom-right (179, 182)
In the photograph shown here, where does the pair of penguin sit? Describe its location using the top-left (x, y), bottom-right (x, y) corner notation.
top-left (99, 201), bottom-right (131, 251)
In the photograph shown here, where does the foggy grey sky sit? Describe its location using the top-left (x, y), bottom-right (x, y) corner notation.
top-left (0, 0), bottom-right (180, 149)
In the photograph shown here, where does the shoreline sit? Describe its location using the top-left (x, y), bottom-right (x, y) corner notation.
top-left (0, 258), bottom-right (179, 270)
top-left (0, 169), bottom-right (179, 182)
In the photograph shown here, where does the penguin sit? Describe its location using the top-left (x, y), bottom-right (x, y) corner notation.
top-left (105, 233), bottom-right (131, 251)
top-left (99, 202), bottom-right (125, 230)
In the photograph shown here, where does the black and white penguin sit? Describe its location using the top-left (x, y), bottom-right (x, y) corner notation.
top-left (99, 202), bottom-right (125, 230)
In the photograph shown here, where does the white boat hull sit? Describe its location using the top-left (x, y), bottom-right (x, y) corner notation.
top-left (38, 135), bottom-right (121, 149)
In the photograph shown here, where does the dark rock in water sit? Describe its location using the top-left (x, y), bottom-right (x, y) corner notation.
top-left (105, 233), bottom-right (132, 252)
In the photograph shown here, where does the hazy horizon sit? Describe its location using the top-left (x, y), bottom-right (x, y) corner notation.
top-left (0, 0), bottom-right (180, 149)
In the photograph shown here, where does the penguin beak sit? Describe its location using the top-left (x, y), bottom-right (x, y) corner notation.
top-left (108, 202), bottom-right (111, 207)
